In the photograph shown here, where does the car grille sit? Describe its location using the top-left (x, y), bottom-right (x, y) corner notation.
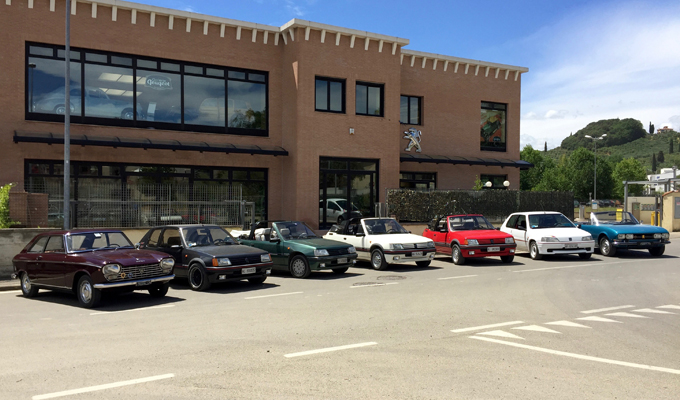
top-left (228, 254), bottom-right (265, 266)
top-left (403, 243), bottom-right (432, 249)
top-left (328, 248), bottom-right (350, 256)
top-left (631, 234), bottom-right (660, 240)
top-left (111, 263), bottom-right (164, 282)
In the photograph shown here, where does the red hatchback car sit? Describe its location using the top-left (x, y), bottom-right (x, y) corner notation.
top-left (423, 215), bottom-right (516, 264)
top-left (12, 229), bottom-right (175, 308)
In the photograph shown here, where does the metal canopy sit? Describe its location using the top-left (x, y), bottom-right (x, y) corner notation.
top-left (14, 131), bottom-right (289, 156)
top-left (400, 153), bottom-right (534, 170)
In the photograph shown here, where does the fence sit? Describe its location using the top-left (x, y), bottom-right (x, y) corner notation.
top-left (24, 181), bottom-right (254, 228)
top-left (385, 188), bottom-right (574, 223)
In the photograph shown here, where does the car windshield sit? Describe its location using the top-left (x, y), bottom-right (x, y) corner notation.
top-left (67, 232), bottom-right (133, 252)
top-left (274, 221), bottom-right (318, 240)
top-left (592, 211), bottom-right (639, 225)
top-left (364, 218), bottom-right (409, 235)
top-left (335, 200), bottom-right (360, 211)
top-left (183, 226), bottom-right (236, 247)
top-left (449, 216), bottom-right (495, 230)
top-left (528, 214), bottom-right (575, 229)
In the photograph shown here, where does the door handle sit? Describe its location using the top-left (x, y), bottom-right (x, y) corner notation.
top-left (37, 256), bottom-right (42, 260)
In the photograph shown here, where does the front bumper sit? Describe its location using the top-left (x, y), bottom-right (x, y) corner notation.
top-left (384, 250), bottom-right (436, 264)
top-left (205, 262), bottom-right (273, 282)
top-left (612, 239), bottom-right (669, 249)
top-left (537, 241), bottom-right (594, 254)
top-left (308, 253), bottom-right (358, 270)
top-left (94, 274), bottom-right (175, 289)
top-left (459, 244), bottom-right (516, 258)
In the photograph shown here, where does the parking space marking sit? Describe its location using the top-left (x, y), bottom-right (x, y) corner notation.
top-left (478, 330), bottom-right (525, 340)
top-left (437, 275), bottom-right (477, 280)
top-left (581, 305), bottom-right (635, 314)
top-left (0, 290), bottom-right (21, 294)
top-left (32, 373), bottom-right (174, 399)
top-left (606, 312), bottom-right (649, 318)
top-left (545, 320), bottom-right (591, 328)
top-left (633, 308), bottom-right (675, 314)
top-left (284, 342), bottom-right (377, 358)
top-left (512, 325), bottom-right (561, 334)
top-left (451, 321), bottom-right (524, 333)
top-left (244, 292), bottom-right (303, 299)
top-left (576, 316), bottom-right (622, 323)
top-left (657, 305), bottom-right (680, 310)
top-left (350, 282), bottom-right (398, 289)
top-left (513, 260), bottom-right (639, 273)
top-left (90, 304), bottom-right (175, 316)
top-left (470, 336), bottom-right (680, 375)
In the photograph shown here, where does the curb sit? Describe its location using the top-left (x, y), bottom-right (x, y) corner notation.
top-left (0, 281), bottom-right (20, 292)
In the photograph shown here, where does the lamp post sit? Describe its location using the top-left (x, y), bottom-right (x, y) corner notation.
top-left (63, 0), bottom-right (71, 229)
top-left (484, 181), bottom-right (493, 188)
top-left (584, 134), bottom-right (606, 204)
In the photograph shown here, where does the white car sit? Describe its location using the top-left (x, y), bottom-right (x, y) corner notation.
top-left (500, 212), bottom-right (594, 260)
top-left (323, 217), bottom-right (435, 270)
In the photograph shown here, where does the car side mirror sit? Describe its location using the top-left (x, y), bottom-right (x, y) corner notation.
top-left (270, 237), bottom-right (281, 243)
top-left (356, 233), bottom-right (365, 237)
top-left (135, 242), bottom-right (141, 249)
top-left (576, 224), bottom-right (582, 228)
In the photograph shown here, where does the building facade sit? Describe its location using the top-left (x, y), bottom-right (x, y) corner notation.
top-left (1, 0), bottom-right (530, 229)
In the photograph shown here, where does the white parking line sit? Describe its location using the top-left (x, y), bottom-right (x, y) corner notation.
top-left (437, 275), bottom-right (477, 280)
top-left (657, 305), bottom-right (680, 310)
top-left (470, 336), bottom-right (680, 375)
top-left (350, 282), bottom-right (398, 288)
top-left (451, 321), bottom-right (524, 333)
top-left (513, 260), bottom-right (639, 273)
top-left (0, 290), bottom-right (21, 294)
top-left (245, 292), bottom-right (303, 299)
top-left (32, 373), bottom-right (174, 399)
top-left (581, 305), bottom-right (635, 314)
top-left (284, 342), bottom-right (377, 358)
top-left (90, 304), bottom-right (175, 316)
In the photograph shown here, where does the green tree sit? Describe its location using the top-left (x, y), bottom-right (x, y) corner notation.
top-left (0, 183), bottom-right (17, 228)
top-left (544, 142), bottom-right (547, 152)
top-left (473, 176), bottom-right (484, 191)
top-left (658, 150), bottom-right (665, 163)
top-left (533, 154), bottom-right (569, 193)
top-left (612, 158), bottom-right (647, 198)
top-left (560, 118), bottom-right (647, 150)
top-left (649, 122), bottom-right (653, 134)
top-left (652, 154), bottom-right (657, 173)
top-left (520, 145), bottom-right (556, 191)
top-left (564, 148), bottom-right (614, 200)
top-left (670, 138), bottom-right (674, 154)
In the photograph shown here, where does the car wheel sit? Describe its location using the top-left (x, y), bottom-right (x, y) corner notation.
top-left (599, 237), bottom-right (617, 257)
top-left (248, 276), bottom-right (267, 284)
top-left (77, 275), bottom-right (101, 308)
top-left (188, 263), bottom-right (211, 291)
top-left (579, 253), bottom-right (592, 260)
top-left (649, 246), bottom-right (665, 257)
top-left (416, 261), bottom-right (431, 267)
top-left (148, 282), bottom-right (169, 297)
top-left (332, 267), bottom-right (349, 274)
top-left (500, 255), bottom-right (514, 263)
top-left (20, 272), bottom-right (39, 298)
top-left (121, 108), bottom-right (135, 120)
top-left (289, 255), bottom-right (311, 278)
top-left (370, 249), bottom-right (389, 270)
top-left (451, 244), bottom-right (465, 265)
top-left (529, 241), bottom-right (543, 260)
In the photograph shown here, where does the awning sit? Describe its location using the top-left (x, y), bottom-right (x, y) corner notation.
top-left (400, 153), bottom-right (533, 170)
top-left (14, 131), bottom-right (288, 157)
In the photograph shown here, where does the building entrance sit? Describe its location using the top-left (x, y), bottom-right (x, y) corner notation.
top-left (319, 157), bottom-right (378, 229)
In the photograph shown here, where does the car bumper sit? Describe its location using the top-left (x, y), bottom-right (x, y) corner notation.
top-left (459, 244), bottom-right (516, 258)
top-left (205, 263), bottom-right (273, 283)
top-left (308, 254), bottom-right (358, 270)
top-left (385, 251), bottom-right (436, 264)
top-left (538, 241), bottom-right (594, 254)
top-left (612, 239), bottom-right (669, 249)
top-left (94, 274), bottom-right (175, 289)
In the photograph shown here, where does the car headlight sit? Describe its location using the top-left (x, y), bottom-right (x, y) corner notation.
top-left (581, 236), bottom-right (592, 241)
top-left (626, 234), bottom-right (634, 239)
top-left (314, 249), bottom-right (330, 257)
top-left (392, 243), bottom-right (404, 250)
top-left (261, 254), bottom-right (272, 263)
top-left (466, 239), bottom-right (479, 246)
top-left (103, 263), bottom-right (121, 277)
top-left (541, 237), bottom-right (560, 242)
top-left (505, 237), bottom-right (514, 244)
top-left (662, 233), bottom-right (669, 239)
top-left (427, 241), bottom-right (435, 248)
top-left (617, 234), bottom-right (625, 239)
top-left (348, 246), bottom-right (357, 254)
top-left (160, 258), bottom-right (175, 272)
top-left (653, 233), bottom-right (661, 239)
top-left (212, 257), bottom-right (231, 267)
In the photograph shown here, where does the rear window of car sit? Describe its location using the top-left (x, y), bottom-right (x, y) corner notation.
top-left (44, 236), bottom-right (65, 253)
top-left (27, 236), bottom-right (49, 253)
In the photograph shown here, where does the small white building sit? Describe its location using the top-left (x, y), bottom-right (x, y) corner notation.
top-left (647, 168), bottom-right (678, 192)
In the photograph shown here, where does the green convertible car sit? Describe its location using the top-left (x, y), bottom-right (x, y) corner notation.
top-left (238, 220), bottom-right (358, 278)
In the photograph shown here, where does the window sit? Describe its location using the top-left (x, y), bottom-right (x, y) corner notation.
top-left (315, 77), bottom-right (345, 113)
top-left (480, 174), bottom-right (508, 189)
top-left (400, 172), bottom-right (435, 189)
top-left (481, 102), bottom-right (507, 151)
top-left (160, 229), bottom-right (182, 247)
top-left (400, 95), bottom-right (421, 125)
top-left (356, 82), bottom-right (383, 116)
top-left (44, 236), bottom-right (65, 253)
top-left (28, 237), bottom-right (49, 253)
top-left (147, 229), bottom-right (161, 247)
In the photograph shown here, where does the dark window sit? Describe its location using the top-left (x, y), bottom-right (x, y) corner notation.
top-left (184, 75), bottom-right (225, 127)
top-left (506, 215), bottom-right (519, 228)
top-left (356, 82), bottom-right (383, 117)
top-left (160, 229), bottom-right (181, 248)
top-left (315, 77), bottom-right (345, 113)
top-left (28, 236), bottom-right (49, 253)
top-left (44, 236), bottom-right (65, 253)
top-left (400, 172), bottom-right (435, 189)
top-left (481, 101), bottom-right (507, 152)
top-left (147, 229), bottom-right (161, 247)
top-left (400, 95), bottom-right (421, 125)
top-left (480, 174), bottom-right (508, 190)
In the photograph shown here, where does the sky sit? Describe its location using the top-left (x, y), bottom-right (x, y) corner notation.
top-left (134, 0), bottom-right (680, 150)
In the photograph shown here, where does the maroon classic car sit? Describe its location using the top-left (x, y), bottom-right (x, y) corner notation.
top-left (12, 229), bottom-right (175, 308)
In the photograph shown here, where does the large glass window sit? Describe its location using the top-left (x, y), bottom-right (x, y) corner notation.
top-left (319, 157), bottom-right (378, 228)
top-left (26, 43), bottom-right (268, 136)
top-left (481, 102), bottom-right (507, 152)
top-left (356, 82), bottom-right (383, 117)
top-left (400, 95), bottom-right (421, 125)
top-left (315, 77), bottom-right (345, 113)
top-left (480, 174), bottom-right (508, 189)
top-left (400, 172), bottom-right (435, 189)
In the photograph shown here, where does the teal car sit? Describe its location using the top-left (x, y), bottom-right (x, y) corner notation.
top-left (578, 211), bottom-right (670, 257)
top-left (238, 221), bottom-right (358, 278)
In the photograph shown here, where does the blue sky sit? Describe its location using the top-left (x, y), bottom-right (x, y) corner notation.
top-left (136, 0), bottom-right (680, 150)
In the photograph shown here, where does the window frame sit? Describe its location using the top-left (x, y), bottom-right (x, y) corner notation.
top-left (399, 172), bottom-right (436, 189)
top-left (355, 81), bottom-right (384, 117)
top-left (315, 76), bottom-right (345, 114)
top-left (480, 101), bottom-right (507, 152)
top-left (480, 174), bottom-right (508, 190)
top-left (400, 95), bottom-right (422, 125)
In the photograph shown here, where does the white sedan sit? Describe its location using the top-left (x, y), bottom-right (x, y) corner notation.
top-left (323, 218), bottom-right (436, 270)
top-left (500, 212), bottom-right (595, 260)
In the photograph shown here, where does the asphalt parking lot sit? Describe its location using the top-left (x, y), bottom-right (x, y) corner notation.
top-left (1, 244), bottom-right (679, 399)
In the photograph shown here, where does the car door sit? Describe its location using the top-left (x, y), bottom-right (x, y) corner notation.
top-left (160, 228), bottom-right (184, 263)
top-left (264, 227), bottom-right (288, 270)
top-left (430, 217), bottom-right (448, 253)
top-left (512, 215), bottom-right (528, 251)
top-left (23, 236), bottom-right (48, 283)
top-left (41, 235), bottom-right (68, 287)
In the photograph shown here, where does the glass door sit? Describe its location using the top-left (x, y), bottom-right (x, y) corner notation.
top-left (319, 157), bottom-right (378, 229)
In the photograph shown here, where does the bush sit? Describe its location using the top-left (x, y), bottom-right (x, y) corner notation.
top-left (0, 183), bottom-right (17, 228)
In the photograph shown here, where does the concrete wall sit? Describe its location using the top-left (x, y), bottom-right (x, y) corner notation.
top-left (0, 228), bottom-right (53, 278)
top-left (662, 193), bottom-right (680, 232)
top-left (626, 196), bottom-right (657, 225)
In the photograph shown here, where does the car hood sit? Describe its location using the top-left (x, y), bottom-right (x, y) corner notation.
top-left (79, 249), bottom-right (168, 267)
top-left (530, 227), bottom-right (593, 241)
top-left (287, 238), bottom-right (353, 249)
top-left (582, 224), bottom-right (668, 234)
top-left (455, 229), bottom-right (512, 240)
top-left (188, 244), bottom-right (267, 257)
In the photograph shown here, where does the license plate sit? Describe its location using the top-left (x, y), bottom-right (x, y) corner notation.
top-left (336, 258), bottom-right (348, 264)
top-left (565, 244), bottom-right (578, 249)
top-left (136, 280), bottom-right (152, 286)
top-left (487, 247), bottom-right (500, 252)
top-left (640, 242), bottom-right (651, 246)
top-left (412, 251), bottom-right (423, 257)
top-left (242, 267), bottom-right (256, 274)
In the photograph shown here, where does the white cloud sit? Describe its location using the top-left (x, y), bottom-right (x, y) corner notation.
top-left (519, 1), bottom-right (680, 148)
top-left (286, 0), bottom-right (305, 17)
top-left (183, 6), bottom-right (195, 12)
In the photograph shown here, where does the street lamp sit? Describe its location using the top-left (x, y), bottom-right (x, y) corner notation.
top-left (503, 180), bottom-right (510, 188)
top-left (584, 134), bottom-right (606, 204)
top-left (484, 181), bottom-right (493, 188)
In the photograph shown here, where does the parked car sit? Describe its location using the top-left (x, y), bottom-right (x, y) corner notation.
top-left (324, 217), bottom-right (435, 270)
top-left (11, 229), bottom-right (175, 308)
top-left (319, 198), bottom-right (363, 224)
top-left (577, 211), bottom-right (670, 257)
top-left (238, 220), bottom-right (357, 278)
top-left (138, 225), bottom-right (273, 291)
top-left (422, 214), bottom-right (516, 265)
top-left (33, 86), bottom-right (143, 120)
top-left (500, 212), bottom-right (595, 260)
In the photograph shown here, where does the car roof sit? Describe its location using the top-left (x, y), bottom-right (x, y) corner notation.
top-left (153, 224), bottom-right (223, 229)
top-left (514, 211), bottom-right (562, 215)
top-left (36, 229), bottom-right (125, 236)
top-left (444, 214), bottom-right (484, 218)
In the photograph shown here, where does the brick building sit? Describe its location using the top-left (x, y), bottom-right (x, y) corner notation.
top-left (1, 0), bottom-right (530, 229)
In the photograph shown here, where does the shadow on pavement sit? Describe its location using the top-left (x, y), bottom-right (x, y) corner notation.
top-left (23, 289), bottom-right (185, 311)
top-left (353, 260), bottom-right (443, 272)
top-left (432, 256), bottom-right (524, 267)
top-left (169, 278), bottom-right (281, 293)
top-left (268, 270), bottom-right (365, 280)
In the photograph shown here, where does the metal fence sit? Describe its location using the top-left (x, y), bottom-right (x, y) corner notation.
top-left (385, 188), bottom-right (574, 223)
top-left (25, 181), bottom-right (254, 228)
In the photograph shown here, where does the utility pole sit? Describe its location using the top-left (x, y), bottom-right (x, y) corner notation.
top-left (584, 134), bottom-right (607, 204)
top-left (63, 0), bottom-right (71, 229)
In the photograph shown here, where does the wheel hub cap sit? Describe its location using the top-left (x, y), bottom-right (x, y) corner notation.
top-left (81, 282), bottom-right (92, 303)
top-left (292, 260), bottom-right (305, 275)
top-left (23, 275), bottom-right (31, 291)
